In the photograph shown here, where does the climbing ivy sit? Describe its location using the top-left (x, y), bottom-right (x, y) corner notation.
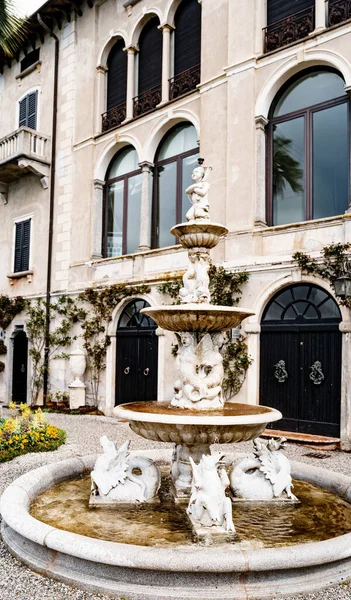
top-left (26, 296), bottom-right (78, 405)
top-left (0, 295), bottom-right (27, 355)
top-left (77, 284), bottom-right (151, 405)
top-left (158, 265), bottom-right (252, 398)
top-left (293, 243), bottom-right (351, 309)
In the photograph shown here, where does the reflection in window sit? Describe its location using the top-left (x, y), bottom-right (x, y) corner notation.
top-left (104, 147), bottom-right (141, 257)
top-left (153, 123), bottom-right (199, 248)
top-left (268, 69), bottom-right (349, 225)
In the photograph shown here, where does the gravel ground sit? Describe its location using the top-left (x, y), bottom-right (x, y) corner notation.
top-left (1, 412), bottom-right (351, 600)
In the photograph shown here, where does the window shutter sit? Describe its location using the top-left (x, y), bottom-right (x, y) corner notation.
top-left (174, 0), bottom-right (201, 75)
top-left (27, 92), bottom-right (37, 130)
top-left (14, 220), bottom-right (31, 273)
top-left (18, 92), bottom-right (37, 129)
top-left (138, 17), bottom-right (162, 95)
top-left (19, 97), bottom-right (27, 127)
top-left (107, 40), bottom-right (127, 111)
top-left (267, 0), bottom-right (314, 25)
top-left (21, 220), bottom-right (31, 271)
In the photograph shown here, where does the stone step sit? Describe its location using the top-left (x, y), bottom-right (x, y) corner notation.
top-left (262, 428), bottom-right (340, 451)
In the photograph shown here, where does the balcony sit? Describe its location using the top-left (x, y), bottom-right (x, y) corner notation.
top-left (102, 101), bottom-right (127, 133)
top-left (0, 127), bottom-right (50, 188)
top-left (328, 0), bottom-right (351, 27)
top-left (133, 85), bottom-right (162, 118)
top-left (264, 6), bottom-right (315, 53)
top-left (169, 65), bottom-right (201, 101)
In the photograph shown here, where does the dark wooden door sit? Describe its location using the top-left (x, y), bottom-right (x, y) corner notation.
top-left (115, 299), bottom-right (158, 405)
top-left (260, 284), bottom-right (342, 437)
top-left (12, 331), bottom-right (28, 404)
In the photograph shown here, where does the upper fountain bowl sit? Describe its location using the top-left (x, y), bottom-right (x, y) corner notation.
top-left (170, 221), bottom-right (228, 249)
top-left (141, 304), bottom-right (254, 332)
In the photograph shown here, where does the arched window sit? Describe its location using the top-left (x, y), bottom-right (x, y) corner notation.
top-left (267, 69), bottom-right (349, 226)
top-left (152, 122), bottom-right (199, 248)
top-left (104, 147), bottom-right (141, 257)
top-left (170, 0), bottom-right (201, 100)
top-left (134, 17), bottom-right (162, 117)
top-left (102, 39), bottom-right (127, 132)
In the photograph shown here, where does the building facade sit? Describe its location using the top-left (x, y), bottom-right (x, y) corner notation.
top-left (0, 0), bottom-right (351, 445)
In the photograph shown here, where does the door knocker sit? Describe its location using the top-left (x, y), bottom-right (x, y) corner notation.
top-left (143, 368), bottom-right (150, 376)
top-left (21, 364), bottom-right (25, 373)
top-left (124, 367), bottom-right (130, 375)
top-left (274, 360), bottom-right (288, 383)
top-left (309, 361), bottom-right (324, 385)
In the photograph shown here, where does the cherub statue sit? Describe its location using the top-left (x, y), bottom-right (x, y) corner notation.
top-left (185, 165), bottom-right (212, 221)
top-left (187, 453), bottom-right (235, 532)
top-left (171, 333), bottom-right (224, 409)
top-left (90, 436), bottom-right (160, 503)
top-left (172, 332), bottom-right (197, 405)
top-left (230, 437), bottom-right (298, 501)
top-left (179, 249), bottom-right (211, 304)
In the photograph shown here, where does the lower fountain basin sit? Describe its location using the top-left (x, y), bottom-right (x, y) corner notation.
top-left (114, 402), bottom-right (282, 444)
top-left (2, 453), bottom-right (351, 599)
top-left (140, 304), bottom-right (254, 332)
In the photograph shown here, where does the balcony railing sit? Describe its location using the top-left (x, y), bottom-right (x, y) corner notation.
top-left (101, 101), bottom-right (127, 132)
top-left (133, 85), bottom-right (162, 118)
top-left (328, 0), bottom-right (351, 27)
top-left (0, 126), bottom-right (50, 184)
top-left (264, 6), bottom-right (315, 53)
top-left (169, 64), bottom-right (201, 101)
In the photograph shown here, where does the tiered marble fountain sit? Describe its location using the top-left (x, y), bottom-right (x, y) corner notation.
top-left (3, 164), bottom-right (351, 600)
top-left (114, 161), bottom-right (282, 530)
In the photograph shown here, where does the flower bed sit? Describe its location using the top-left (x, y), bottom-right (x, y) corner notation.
top-left (0, 403), bottom-right (66, 463)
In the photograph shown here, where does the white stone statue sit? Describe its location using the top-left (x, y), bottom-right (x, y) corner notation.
top-left (172, 333), bottom-right (224, 409)
top-left (185, 165), bottom-right (212, 221)
top-left (90, 436), bottom-right (160, 503)
top-left (187, 453), bottom-right (235, 532)
top-left (179, 249), bottom-right (211, 304)
top-left (230, 437), bottom-right (298, 501)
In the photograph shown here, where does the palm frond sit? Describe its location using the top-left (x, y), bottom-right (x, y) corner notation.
top-left (0, 0), bottom-right (28, 57)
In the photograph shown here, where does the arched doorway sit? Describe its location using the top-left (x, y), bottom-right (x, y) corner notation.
top-left (12, 329), bottom-right (28, 404)
top-left (116, 299), bottom-right (158, 405)
top-left (260, 284), bottom-right (342, 437)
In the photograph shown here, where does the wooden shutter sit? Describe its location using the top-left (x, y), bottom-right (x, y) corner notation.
top-left (267, 0), bottom-right (314, 25)
top-left (107, 39), bottom-right (127, 111)
top-left (18, 92), bottom-right (38, 130)
top-left (14, 220), bottom-right (31, 273)
top-left (174, 0), bottom-right (201, 75)
top-left (138, 17), bottom-right (162, 95)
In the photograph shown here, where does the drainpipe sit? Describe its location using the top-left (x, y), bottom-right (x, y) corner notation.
top-left (37, 13), bottom-right (59, 405)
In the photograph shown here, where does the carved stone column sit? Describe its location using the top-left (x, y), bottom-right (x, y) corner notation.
top-left (138, 161), bottom-right (153, 251)
top-left (314, 0), bottom-right (327, 32)
top-left (125, 46), bottom-right (137, 120)
top-left (340, 321), bottom-right (351, 450)
top-left (96, 65), bottom-right (107, 134)
top-left (254, 115), bottom-right (268, 228)
top-left (159, 24), bottom-right (174, 104)
top-left (92, 179), bottom-right (104, 259)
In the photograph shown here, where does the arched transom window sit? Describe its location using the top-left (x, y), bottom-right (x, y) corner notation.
top-left (262, 284), bottom-right (341, 324)
top-left (152, 122), bottom-right (199, 248)
top-left (267, 69), bottom-right (349, 226)
top-left (118, 299), bottom-right (156, 329)
top-left (104, 147), bottom-right (141, 257)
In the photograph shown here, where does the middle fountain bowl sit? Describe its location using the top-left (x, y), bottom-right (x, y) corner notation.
top-left (140, 303), bottom-right (254, 332)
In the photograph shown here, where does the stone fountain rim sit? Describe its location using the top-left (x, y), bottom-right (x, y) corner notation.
top-left (114, 402), bottom-right (283, 425)
top-left (2, 451), bottom-right (351, 575)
